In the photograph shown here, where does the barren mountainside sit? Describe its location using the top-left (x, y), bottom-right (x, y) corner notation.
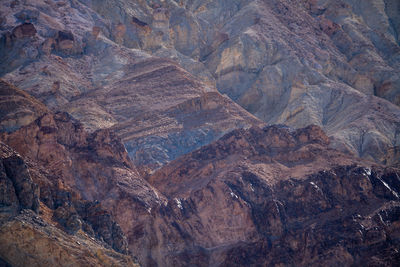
top-left (0, 0), bottom-right (400, 266)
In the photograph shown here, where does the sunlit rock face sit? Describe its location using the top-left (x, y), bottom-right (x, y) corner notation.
top-left (0, 80), bottom-right (48, 132)
top-left (1, 101), bottom-right (400, 266)
top-left (75, 0), bottom-right (400, 166)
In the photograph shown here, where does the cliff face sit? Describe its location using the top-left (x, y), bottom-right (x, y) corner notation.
top-left (0, 0), bottom-right (262, 172)
top-left (0, 0), bottom-right (400, 266)
top-left (145, 125), bottom-right (400, 266)
top-left (0, 0), bottom-right (399, 169)
top-left (0, 142), bottom-right (138, 266)
top-left (71, 0), bottom-right (400, 166)
top-left (1, 110), bottom-right (399, 266)
top-left (0, 80), bottom-right (145, 265)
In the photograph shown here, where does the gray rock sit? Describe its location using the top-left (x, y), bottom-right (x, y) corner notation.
top-left (0, 0), bottom-right (399, 169)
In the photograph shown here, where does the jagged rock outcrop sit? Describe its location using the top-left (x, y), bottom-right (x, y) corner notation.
top-left (0, 0), bottom-right (399, 169)
top-left (71, 0), bottom-right (400, 166)
top-left (0, 143), bottom-right (38, 221)
top-left (2, 105), bottom-right (399, 266)
top-left (0, 88), bottom-right (165, 263)
top-left (0, 0), bottom-right (262, 171)
top-left (0, 110), bottom-right (162, 205)
top-left (0, 142), bottom-right (138, 266)
top-left (0, 80), bottom-right (137, 264)
top-left (0, 209), bottom-right (136, 267)
top-left (145, 125), bottom-right (400, 266)
top-left (0, 0), bottom-right (400, 266)
top-left (2, 154), bottom-right (39, 213)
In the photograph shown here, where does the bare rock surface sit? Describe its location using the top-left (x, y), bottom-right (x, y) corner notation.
top-left (0, 210), bottom-right (137, 267)
top-left (0, 79), bottom-right (48, 132)
top-left (0, 1), bottom-right (400, 266)
top-left (146, 125), bottom-right (400, 266)
top-left (0, 0), bottom-right (399, 168)
top-left (0, 142), bottom-right (138, 267)
top-left (0, 104), bottom-right (165, 264)
top-left (0, 0), bottom-right (262, 170)
top-left (68, 0), bottom-right (400, 166)
top-left (0, 68), bottom-right (399, 267)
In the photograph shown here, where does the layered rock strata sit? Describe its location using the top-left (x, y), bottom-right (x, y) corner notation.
top-left (0, 0), bottom-right (399, 168)
top-left (0, 77), bottom-right (399, 266)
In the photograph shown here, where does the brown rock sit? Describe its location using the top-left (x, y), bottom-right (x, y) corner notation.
top-left (2, 154), bottom-right (39, 213)
top-left (114, 23), bottom-right (126, 45)
top-left (0, 103), bottom-right (161, 263)
top-left (92, 26), bottom-right (101, 39)
top-left (0, 140), bottom-right (137, 265)
top-left (0, 79), bottom-right (48, 132)
top-left (0, 210), bottom-right (137, 267)
top-left (0, 1), bottom-right (399, 266)
top-left (11, 23), bottom-right (36, 39)
top-left (145, 125), bottom-right (400, 266)
top-left (0, 159), bottom-right (19, 222)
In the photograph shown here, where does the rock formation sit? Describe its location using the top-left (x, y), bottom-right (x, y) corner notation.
top-left (0, 0), bottom-right (399, 266)
top-left (145, 125), bottom-right (400, 266)
top-left (0, 79), bottom-right (48, 132)
top-left (0, 142), bottom-right (138, 266)
top-left (4, 102), bottom-right (397, 266)
top-left (0, 0), bottom-right (399, 169)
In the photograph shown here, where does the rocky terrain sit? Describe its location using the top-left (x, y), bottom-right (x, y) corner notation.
top-left (146, 125), bottom-right (400, 266)
top-left (2, 92), bottom-right (399, 265)
top-left (0, 141), bottom-right (138, 266)
top-left (0, 0), bottom-right (399, 266)
top-left (0, 0), bottom-right (399, 169)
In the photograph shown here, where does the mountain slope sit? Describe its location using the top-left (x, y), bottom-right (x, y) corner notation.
top-left (2, 57), bottom-right (398, 266)
top-left (0, 141), bottom-right (138, 266)
top-left (0, 79), bottom-right (48, 132)
top-left (145, 124), bottom-right (400, 266)
top-left (0, 0), bottom-right (400, 266)
top-left (0, 0), bottom-right (399, 168)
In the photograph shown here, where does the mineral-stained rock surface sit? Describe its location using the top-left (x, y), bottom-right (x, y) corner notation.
top-left (2, 65), bottom-right (398, 266)
top-left (145, 125), bottom-right (400, 266)
top-left (0, 142), bottom-right (138, 267)
top-left (0, 111), bottom-right (156, 263)
top-left (0, 79), bottom-right (48, 132)
top-left (1, 82), bottom-right (400, 267)
top-left (0, 0), bottom-right (399, 168)
top-left (0, 210), bottom-right (136, 267)
top-left (0, 0), bottom-right (262, 172)
top-left (1, 0), bottom-right (400, 266)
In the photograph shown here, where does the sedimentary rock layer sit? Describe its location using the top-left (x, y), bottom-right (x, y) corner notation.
top-left (0, 0), bottom-right (399, 168)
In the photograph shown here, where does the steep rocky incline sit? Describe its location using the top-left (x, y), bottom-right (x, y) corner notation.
top-left (63, 0), bottom-right (400, 166)
top-left (0, 0), bottom-right (399, 168)
top-left (0, 0), bottom-right (262, 172)
top-left (0, 88), bottom-right (165, 265)
top-left (146, 125), bottom-right (400, 266)
top-left (0, 65), bottom-right (399, 266)
top-left (0, 0), bottom-right (400, 266)
top-left (0, 82), bottom-right (158, 265)
top-left (0, 79), bottom-right (48, 132)
top-left (0, 142), bottom-right (138, 267)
